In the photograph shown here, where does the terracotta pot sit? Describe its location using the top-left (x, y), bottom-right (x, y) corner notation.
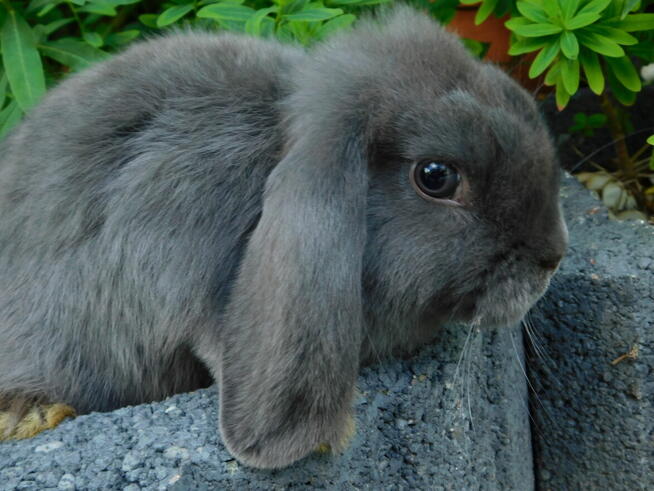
top-left (445, 5), bottom-right (545, 93)
top-left (445, 5), bottom-right (511, 63)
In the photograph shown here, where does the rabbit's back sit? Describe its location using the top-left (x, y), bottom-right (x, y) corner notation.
top-left (0, 32), bottom-right (301, 412)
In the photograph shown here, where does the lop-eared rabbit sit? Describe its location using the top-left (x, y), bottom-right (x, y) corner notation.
top-left (0, 6), bottom-right (566, 469)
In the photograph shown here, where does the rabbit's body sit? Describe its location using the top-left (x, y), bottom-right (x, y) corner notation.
top-left (0, 34), bottom-right (299, 412)
top-left (0, 7), bottom-right (567, 469)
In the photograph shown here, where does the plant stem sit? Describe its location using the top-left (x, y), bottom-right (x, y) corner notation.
top-left (600, 91), bottom-right (636, 179)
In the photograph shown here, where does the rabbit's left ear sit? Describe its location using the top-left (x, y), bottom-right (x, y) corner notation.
top-left (215, 110), bottom-right (368, 469)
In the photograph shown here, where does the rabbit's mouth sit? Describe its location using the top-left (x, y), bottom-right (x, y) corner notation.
top-left (467, 274), bottom-right (553, 328)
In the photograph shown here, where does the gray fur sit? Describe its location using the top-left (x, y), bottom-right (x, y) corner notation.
top-left (0, 6), bottom-right (566, 469)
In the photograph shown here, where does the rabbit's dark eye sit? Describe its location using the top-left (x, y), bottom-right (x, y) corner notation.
top-left (411, 161), bottom-right (460, 200)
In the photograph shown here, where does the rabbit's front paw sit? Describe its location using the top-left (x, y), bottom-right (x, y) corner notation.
top-left (0, 402), bottom-right (76, 440)
top-left (315, 413), bottom-right (356, 455)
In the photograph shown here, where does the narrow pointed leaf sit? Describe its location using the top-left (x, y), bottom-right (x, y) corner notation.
top-left (577, 31), bottom-right (625, 57)
top-left (244, 7), bottom-right (277, 36)
top-left (39, 39), bottom-right (110, 71)
top-left (615, 13), bottom-right (654, 32)
top-left (544, 62), bottom-right (561, 86)
top-left (560, 57), bottom-right (580, 94)
top-left (1, 11), bottom-right (46, 111)
top-left (516, 2), bottom-right (549, 22)
top-left (587, 25), bottom-right (638, 45)
top-left (509, 22), bottom-right (563, 37)
top-left (83, 31), bottom-right (103, 47)
top-left (528, 41), bottom-right (560, 78)
top-left (0, 101), bottom-right (23, 139)
top-left (647, 135), bottom-right (654, 146)
top-left (284, 8), bottom-right (343, 22)
top-left (560, 31), bottom-right (579, 59)
top-left (559, 0), bottom-right (580, 21)
top-left (621, 0), bottom-right (640, 19)
top-left (508, 37), bottom-right (548, 55)
top-left (555, 80), bottom-right (571, 110)
top-left (474, 0), bottom-right (498, 25)
top-left (316, 13), bottom-right (355, 40)
top-left (579, 49), bottom-right (604, 94)
top-left (605, 66), bottom-right (636, 105)
top-left (197, 4), bottom-right (256, 22)
top-left (157, 4), bottom-right (194, 27)
top-left (565, 12), bottom-right (600, 29)
top-left (576, 0), bottom-right (611, 16)
top-left (605, 56), bottom-right (641, 92)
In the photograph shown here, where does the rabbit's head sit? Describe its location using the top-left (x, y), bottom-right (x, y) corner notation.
top-left (216, 7), bottom-right (567, 469)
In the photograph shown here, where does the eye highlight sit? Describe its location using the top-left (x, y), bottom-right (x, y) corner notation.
top-left (410, 160), bottom-right (460, 201)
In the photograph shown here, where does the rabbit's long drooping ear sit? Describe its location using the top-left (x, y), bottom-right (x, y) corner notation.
top-left (212, 86), bottom-right (369, 468)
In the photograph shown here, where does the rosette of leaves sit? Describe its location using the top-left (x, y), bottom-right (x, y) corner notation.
top-left (505, 0), bottom-right (654, 109)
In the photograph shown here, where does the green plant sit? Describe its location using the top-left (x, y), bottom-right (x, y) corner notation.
top-left (568, 111), bottom-right (608, 136)
top-left (459, 0), bottom-right (517, 24)
top-left (0, 0), bottom-right (382, 138)
top-left (505, 0), bottom-right (654, 109)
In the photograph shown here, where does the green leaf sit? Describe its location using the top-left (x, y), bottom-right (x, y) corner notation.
top-left (157, 4), bottom-right (195, 28)
top-left (83, 31), bottom-right (103, 48)
top-left (586, 25), bottom-right (638, 45)
top-left (0, 101), bottom-right (23, 139)
top-left (605, 55), bottom-right (641, 92)
top-left (79, 2), bottom-right (118, 16)
top-left (621, 0), bottom-right (640, 19)
top-left (316, 13), bottom-right (355, 40)
top-left (1, 10), bottom-right (46, 111)
top-left (281, 0), bottom-right (308, 14)
top-left (139, 14), bottom-right (159, 28)
top-left (555, 80), bottom-right (571, 109)
top-left (558, 0), bottom-right (580, 21)
top-left (505, 17), bottom-right (531, 30)
top-left (474, 0), bottom-right (498, 25)
top-left (39, 39), bottom-right (110, 71)
top-left (605, 65), bottom-right (636, 105)
top-left (575, 0), bottom-right (611, 16)
top-left (565, 12), bottom-right (600, 29)
top-left (329, 0), bottom-right (388, 4)
top-left (560, 30), bottom-right (579, 59)
top-left (560, 57), bottom-right (580, 94)
top-left (615, 13), bottom-right (654, 32)
top-left (516, 1), bottom-right (549, 23)
top-left (508, 37), bottom-right (547, 55)
top-left (587, 113), bottom-right (607, 127)
top-left (197, 3), bottom-right (256, 22)
top-left (540, 1), bottom-right (560, 19)
top-left (577, 31), bottom-right (625, 57)
top-left (508, 22), bottom-right (563, 37)
top-left (0, 71), bottom-right (7, 107)
top-left (42, 18), bottom-right (75, 35)
top-left (528, 40), bottom-right (560, 78)
top-left (647, 135), bottom-right (654, 146)
top-left (244, 7), bottom-right (277, 36)
top-left (544, 62), bottom-right (560, 86)
top-left (105, 29), bottom-right (140, 46)
top-left (579, 49), bottom-right (604, 94)
top-left (284, 8), bottom-right (344, 22)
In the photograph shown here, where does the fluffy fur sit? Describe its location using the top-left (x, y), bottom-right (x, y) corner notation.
top-left (0, 6), bottom-right (567, 468)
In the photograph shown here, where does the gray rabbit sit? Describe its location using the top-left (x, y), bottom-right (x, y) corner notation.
top-left (0, 6), bottom-right (567, 469)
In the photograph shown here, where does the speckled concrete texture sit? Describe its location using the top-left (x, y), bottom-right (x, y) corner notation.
top-left (0, 324), bottom-right (532, 490)
top-left (529, 175), bottom-right (653, 489)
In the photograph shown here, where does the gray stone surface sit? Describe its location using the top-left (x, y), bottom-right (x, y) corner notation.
top-left (1, 175), bottom-right (651, 490)
top-left (0, 322), bottom-right (533, 490)
top-left (529, 175), bottom-right (653, 489)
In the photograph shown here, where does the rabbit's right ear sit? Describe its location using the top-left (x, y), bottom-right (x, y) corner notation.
top-left (212, 99), bottom-right (369, 468)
